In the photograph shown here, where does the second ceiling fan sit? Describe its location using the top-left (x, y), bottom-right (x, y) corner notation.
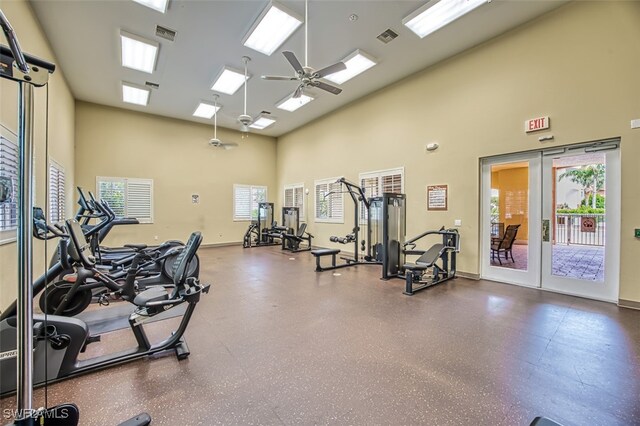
top-left (262, 0), bottom-right (346, 99)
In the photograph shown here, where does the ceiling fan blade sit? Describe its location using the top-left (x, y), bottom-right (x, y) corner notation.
top-left (261, 75), bottom-right (298, 81)
top-left (314, 61), bottom-right (346, 78)
top-left (293, 85), bottom-right (303, 99)
top-left (222, 142), bottom-right (239, 150)
top-left (314, 81), bottom-right (342, 95)
top-left (283, 51), bottom-right (304, 74)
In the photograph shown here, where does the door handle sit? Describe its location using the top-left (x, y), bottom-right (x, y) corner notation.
top-left (542, 219), bottom-right (550, 242)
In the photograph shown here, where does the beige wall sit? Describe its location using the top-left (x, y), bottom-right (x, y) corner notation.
top-left (276, 1), bottom-right (640, 303)
top-left (0, 0), bottom-right (76, 312)
top-left (74, 102), bottom-right (277, 247)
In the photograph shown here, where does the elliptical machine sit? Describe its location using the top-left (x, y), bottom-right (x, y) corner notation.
top-left (0, 219), bottom-right (210, 396)
top-left (0, 10), bottom-right (152, 424)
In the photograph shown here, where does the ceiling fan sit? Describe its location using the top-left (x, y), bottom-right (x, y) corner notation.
top-left (209, 94), bottom-right (238, 150)
top-left (261, 0), bottom-right (347, 99)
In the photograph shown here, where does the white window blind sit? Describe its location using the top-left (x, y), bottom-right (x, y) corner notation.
top-left (0, 135), bottom-right (18, 236)
top-left (314, 178), bottom-right (343, 223)
top-left (358, 167), bottom-right (404, 221)
top-left (284, 183), bottom-right (305, 219)
top-left (97, 176), bottom-right (154, 223)
top-left (49, 161), bottom-right (66, 223)
top-left (234, 184), bottom-right (267, 221)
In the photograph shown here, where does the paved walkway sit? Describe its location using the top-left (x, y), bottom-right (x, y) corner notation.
top-left (491, 244), bottom-right (605, 282)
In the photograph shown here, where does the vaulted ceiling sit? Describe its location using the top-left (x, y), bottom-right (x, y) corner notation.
top-left (30, 0), bottom-right (567, 137)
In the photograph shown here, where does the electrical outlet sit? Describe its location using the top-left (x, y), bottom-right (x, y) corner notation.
top-left (635, 229), bottom-right (640, 238)
top-left (454, 219), bottom-right (462, 227)
top-left (154, 235), bottom-right (159, 241)
top-left (631, 119), bottom-right (640, 129)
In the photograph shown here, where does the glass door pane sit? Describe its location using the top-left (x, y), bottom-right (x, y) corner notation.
top-left (481, 153), bottom-right (541, 288)
top-left (541, 147), bottom-right (620, 302)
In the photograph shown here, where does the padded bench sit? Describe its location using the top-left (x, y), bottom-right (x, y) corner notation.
top-left (403, 243), bottom-right (444, 271)
top-left (311, 249), bottom-right (341, 272)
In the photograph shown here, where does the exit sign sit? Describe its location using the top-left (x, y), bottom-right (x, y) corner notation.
top-left (525, 116), bottom-right (550, 133)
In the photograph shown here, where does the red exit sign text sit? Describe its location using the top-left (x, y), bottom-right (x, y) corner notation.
top-left (525, 116), bottom-right (550, 133)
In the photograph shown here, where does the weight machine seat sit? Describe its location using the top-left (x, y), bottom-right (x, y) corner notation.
top-left (311, 248), bottom-right (341, 257)
top-left (133, 287), bottom-right (168, 307)
top-left (283, 223), bottom-right (311, 242)
top-left (403, 243), bottom-right (445, 270)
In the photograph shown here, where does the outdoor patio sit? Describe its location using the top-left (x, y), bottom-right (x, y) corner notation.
top-left (491, 244), bottom-right (605, 281)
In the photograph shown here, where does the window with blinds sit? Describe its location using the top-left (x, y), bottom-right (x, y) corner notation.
top-left (358, 167), bottom-right (404, 221)
top-left (97, 176), bottom-right (154, 223)
top-left (0, 135), bottom-right (18, 237)
top-left (314, 178), bottom-right (343, 223)
top-left (234, 184), bottom-right (267, 221)
top-left (284, 183), bottom-right (304, 219)
top-left (49, 162), bottom-right (66, 223)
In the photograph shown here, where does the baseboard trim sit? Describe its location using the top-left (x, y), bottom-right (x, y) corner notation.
top-left (457, 271), bottom-right (480, 280)
top-left (201, 241), bottom-right (243, 248)
top-left (618, 299), bottom-right (640, 310)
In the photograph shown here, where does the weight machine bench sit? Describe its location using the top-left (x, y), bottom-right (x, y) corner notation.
top-left (311, 249), bottom-right (341, 271)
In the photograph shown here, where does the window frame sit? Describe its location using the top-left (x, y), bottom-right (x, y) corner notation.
top-left (48, 160), bottom-right (66, 224)
top-left (314, 177), bottom-right (344, 224)
top-left (0, 127), bottom-right (18, 245)
top-left (96, 176), bottom-right (154, 224)
top-left (358, 167), bottom-right (405, 222)
top-left (283, 182), bottom-right (305, 220)
top-left (233, 184), bottom-right (268, 221)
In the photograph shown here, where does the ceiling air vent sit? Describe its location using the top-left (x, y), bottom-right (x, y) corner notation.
top-left (145, 81), bottom-right (160, 89)
top-left (155, 25), bottom-right (176, 42)
top-left (377, 29), bottom-right (398, 44)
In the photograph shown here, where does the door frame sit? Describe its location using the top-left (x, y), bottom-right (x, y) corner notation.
top-left (479, 138), bottom-right (621, 302)
top-left (540, 143), bottom-right (621, 302)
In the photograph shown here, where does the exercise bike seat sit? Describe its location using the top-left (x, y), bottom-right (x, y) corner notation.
top-left (133, 287), bottom-right (168, 307)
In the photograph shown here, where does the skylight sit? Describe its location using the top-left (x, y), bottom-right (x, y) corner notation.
top-left (243, 1), bottom-right (303, 56)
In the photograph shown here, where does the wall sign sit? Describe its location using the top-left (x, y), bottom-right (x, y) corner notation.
top-left (427, 185), bottom-right (448, 211)
top-left (581, 216), bottom-right (596, 233)
top-left (525, 116), bottom-right (550, 133)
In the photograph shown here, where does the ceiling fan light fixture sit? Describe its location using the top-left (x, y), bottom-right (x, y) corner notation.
top-left (131, 0), bottom-right (169, 13)
top-left (120, 30), bottom-right (159, 74)
top-left (403, 0), bottom-right (488, 39)
top-left (122, 82), bottom-right (150, 106)
top-left (249, 115), bottom-right (276, 130)
top-left (243, 1), bottom-right (303, 56)
top-left (211, 66), bottom-right (249, 95)
top-left (193, 102), bottom-right (220, 119)
top-left (324, 50), bottom-right (376, 85)
top-left (277, 94), bottom-right (314, 112)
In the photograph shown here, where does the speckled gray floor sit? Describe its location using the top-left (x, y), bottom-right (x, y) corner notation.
top-left (2, 245), bottom-right (639, 425)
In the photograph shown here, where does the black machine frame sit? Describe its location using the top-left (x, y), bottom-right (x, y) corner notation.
top-left (401, 228), bottom-right (460, 296)
top-left (281, 206), bottom-right (313, 252)
top-left (311, 178), bottom-right (381, 271)
top-left (367, 193), bottom-right (461, 296)
top-left (243, 202), bottom-right (286, 248)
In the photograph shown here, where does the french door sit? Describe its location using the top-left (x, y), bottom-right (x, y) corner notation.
top-left (481, 141), bottom-right (620, 302)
